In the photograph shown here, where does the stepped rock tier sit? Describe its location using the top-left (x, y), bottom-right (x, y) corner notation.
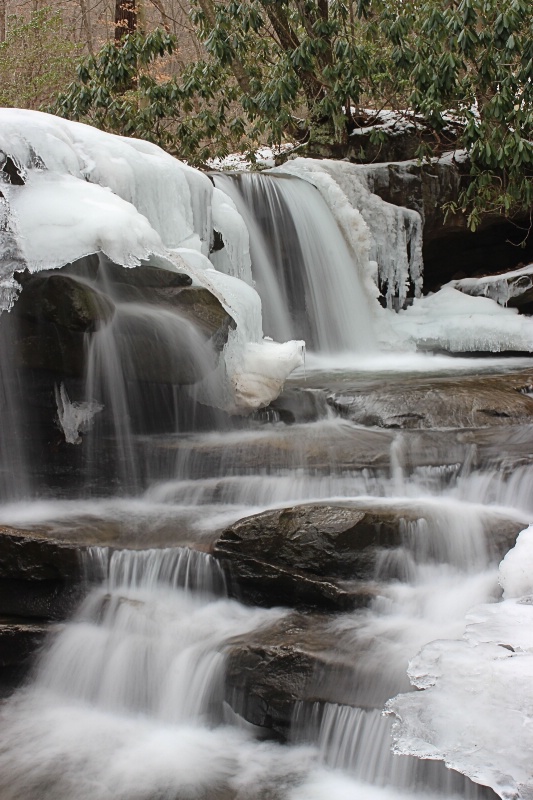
top-left (0, 110), bottom-right (532, 800)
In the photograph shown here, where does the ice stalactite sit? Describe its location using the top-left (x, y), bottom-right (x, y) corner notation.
top-left (0, 109), bottom-right (304, 412)
top-left (278, 158), bottom-right (424, 310)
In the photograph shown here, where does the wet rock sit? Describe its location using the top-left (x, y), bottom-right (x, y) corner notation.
top-left (109, 284), bottom-right (235, 353)
top-left (268, 387), bottom-right (329, 424)
top-left (214, 502), bottom-right (524, 611)
top-left (328, 371), bottom-right (533, 429)
top-left (148, 423), bottom-right (394, 480)
top-left (214, 503), bottom-right (413, 610)
top-left (95, 260), bottom-right (192, 288)
top-left (13, 319), bottom-right (86, 377)
top-left (0, 524), bottom-right (83, 581)
top-left (14, 272), bottom-right (115, 332)
top-left (0, 619), bottom-right (51, 697)
top-left (0, 524), bottom-right (86, 625)
top-left (224, 612), bottom-right (357, 740)
top-left (0, 579), bottom-right (81, 621)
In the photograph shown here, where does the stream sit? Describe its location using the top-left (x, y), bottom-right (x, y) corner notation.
top-left (0, 163), bottom-right (531, 800)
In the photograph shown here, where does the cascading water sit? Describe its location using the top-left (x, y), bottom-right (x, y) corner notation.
top-left (0, 111), bottom-right (531, 800)
top-left (214, 172), bottom-right (376, 353)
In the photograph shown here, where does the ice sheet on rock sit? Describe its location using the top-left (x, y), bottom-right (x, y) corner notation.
top-left (232, 339), bottom-right (305, 411)
top-left (391, 286), bottom-right (533, 353)
top-left (387, 523), bottom-right (533, 799)
top-left (449, 264), bottom-right (533, 308)
top-left (209, 187), bottom-right (253, 283)
top-left (279, 158), bottom-right (423, 309)
top-left (6, 171), bottom-right (164, 271)
top-left (0, 109), bottom-right (212, 252)
top-left (166, 250), bottom-right (305, 411)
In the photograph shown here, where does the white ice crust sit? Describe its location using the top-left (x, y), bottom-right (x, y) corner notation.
top-left (278, 158), bottom-right (423, 309)
top-left (449, 263), bottom-right (533, 308)
top-left (394, 286), bottom-right (533, 353)
top-left (277, 157), bottom-right (533, 354)
top-left (0, 109), bottom-right (303, 411)
top-left (387, 524), bottom-right (533, 800)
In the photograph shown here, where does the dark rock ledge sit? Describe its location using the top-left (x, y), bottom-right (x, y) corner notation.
top-left (213, 502), bottom-right (524, 611)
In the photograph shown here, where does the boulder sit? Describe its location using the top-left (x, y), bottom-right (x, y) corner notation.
top-left (224, 612), bottom-right (358, 740)
top-left (9, 272), bottom-right (115, 378)
top-left (214, 502), bottom-right (524, 611)
top-left (107, 284), bottom-right (234, 353)
top-left (94, 260), bottom-right (192, 289)
top-left (14, 272), bottom-right (115, 332)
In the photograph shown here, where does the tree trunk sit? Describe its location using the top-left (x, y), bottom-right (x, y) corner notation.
top-left (195, 0), bottom-right (252, 94)
top-left (79, 0), bottom-right (94, 54)
top-left (0, 0), bottom-right (5, 43)
top-left (115, 0), bottom-right (137, 42)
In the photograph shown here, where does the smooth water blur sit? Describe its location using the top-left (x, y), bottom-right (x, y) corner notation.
top-left (0, 174), bottom-right (527, 798)
top-left (215, 172), bottom-right (376, 352)
top-left (0, 366), bottom-right (521, 798)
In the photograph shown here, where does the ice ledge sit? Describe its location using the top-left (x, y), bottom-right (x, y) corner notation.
top-left (387, 524), bottom-right (533, 800)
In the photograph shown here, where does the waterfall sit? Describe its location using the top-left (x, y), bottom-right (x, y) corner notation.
top-left (0, 112), bottom-right (530, 800)
top-left (214, 172), bottom-right (377, 353)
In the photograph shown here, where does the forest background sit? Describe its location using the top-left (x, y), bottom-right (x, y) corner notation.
top-left (0, 0), bottom-right (531, 230)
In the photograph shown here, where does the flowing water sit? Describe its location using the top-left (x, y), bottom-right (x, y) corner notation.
top-left (214, 172), bottom-right (376, 352)
top-left (0, 172), bottom-right (530, 800)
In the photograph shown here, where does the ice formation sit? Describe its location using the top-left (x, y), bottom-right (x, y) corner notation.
top-left (277, 157), bottom-right (533, 355)
top-left (449, 264), bottom-right (533, 308)
top-left (278, 158), bottom-right (423, 309)
top-left (387, 523), bottom-right (533, 800)
top-left (55, 383), bottom-right (103, 445)
top-left (0, 109), bottom-right (303, 410)
top-left (394, 286), bottom-right (533, 353)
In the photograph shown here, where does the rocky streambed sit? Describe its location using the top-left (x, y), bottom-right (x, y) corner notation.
top-left (1, 361), bottom-right (530, 757)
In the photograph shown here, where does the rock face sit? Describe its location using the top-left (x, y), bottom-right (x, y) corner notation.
top-left (0, 256), bottom-right (236, 492)
top-left (352, 159), bottom-right (533, 292)
top-left (0, 525), bottom-right (86, 619)
top-left (328, 371), bottom-right (533, 430)
top-left (224, 612), bottom-right (358, 740)
top-left (0, 524), bottom-right (85, 695)
top-left (0, 619), bottom-right (51, 698)
top-left (213, 502), bottom-right (524, 611)
top-left (10, 259), bottom-right (233, 380)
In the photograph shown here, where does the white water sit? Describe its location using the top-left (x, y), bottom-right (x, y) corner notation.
top-left (0, 400), bottom-right (528, 798)
top-left (214, 172), bottom-right (377, 353)
top-left (0, 112), bottom-right (531, 800)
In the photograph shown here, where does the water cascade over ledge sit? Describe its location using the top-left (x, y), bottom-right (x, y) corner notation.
top-left (0, 110), bottom-right (532, 800)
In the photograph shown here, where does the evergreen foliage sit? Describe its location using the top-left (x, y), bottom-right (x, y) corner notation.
top-left (54, 0), bottom-right (533, 226)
